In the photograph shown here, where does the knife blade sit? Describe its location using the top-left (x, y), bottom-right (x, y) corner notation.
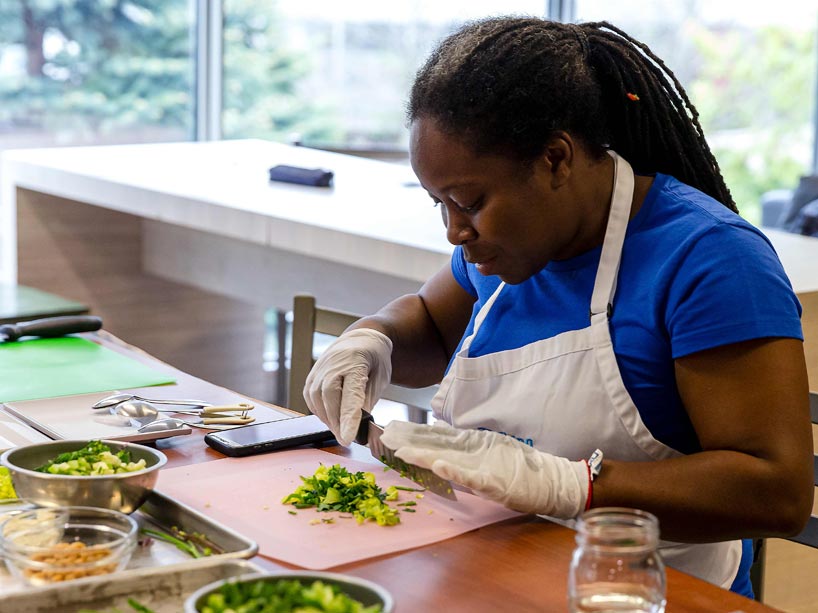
top-left (356, 413), bottom-right (457, 500)
top-left (0, 315), bottom-right (103, 343)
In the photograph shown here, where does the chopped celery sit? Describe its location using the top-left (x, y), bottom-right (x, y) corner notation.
top-left (281, 464), bottom-right (400, 526)
top-left (0, 467), bottom-right (17, 500)
top-left (35, 441), bottom-right (146, 475)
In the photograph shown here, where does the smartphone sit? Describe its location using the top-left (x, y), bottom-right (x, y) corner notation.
top-left (204, 415), bottom-right (336, 457)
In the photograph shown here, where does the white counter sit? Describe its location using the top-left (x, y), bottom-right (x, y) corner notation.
top-left (0, 139), bottom-right (453, 313)
top-left (2, 139), bottom-right (817, 311)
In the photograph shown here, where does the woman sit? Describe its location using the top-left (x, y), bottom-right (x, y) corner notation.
top-left (304, 17), bottom-right (813, 597)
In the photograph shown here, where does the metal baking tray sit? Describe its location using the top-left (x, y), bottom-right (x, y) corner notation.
top-left (0, 489), bottom-right (259, 596)
top-left (0, 558), bottom-right (264, 612)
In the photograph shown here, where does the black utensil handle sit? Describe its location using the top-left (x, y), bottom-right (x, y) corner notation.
top-left (0, 315), bottom-right (103, 342)
top-left (355, 412), bottom-right (373, 446)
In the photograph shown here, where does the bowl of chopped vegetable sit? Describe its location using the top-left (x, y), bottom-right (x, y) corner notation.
top-left (184, 571), bottom-right (394, 613)
top-left (0, 505), bottom-right (138, 586)
top-left (0, 439), bottom-right (166, 513)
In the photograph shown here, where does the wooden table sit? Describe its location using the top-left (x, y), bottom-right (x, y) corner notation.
top-left (163, 435), bottom-right (781, 612)
top-left (66, 332), bottom-right (776, 613)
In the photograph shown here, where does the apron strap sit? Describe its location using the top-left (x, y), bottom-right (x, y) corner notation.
top-left (590, 151), bottom-right (635, 317)
top-left (465, 281), bottom-right (506, 352)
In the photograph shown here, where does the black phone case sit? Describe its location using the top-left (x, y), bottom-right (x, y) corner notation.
top-left (268, 164), bottom-right (334, 187)
top-left (204, 423), bottom-right (335, 457)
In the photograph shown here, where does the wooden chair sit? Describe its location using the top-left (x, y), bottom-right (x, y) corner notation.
top-left (750, 391), bottom-right (818, 601)
top-left (288, 294), bottom-right (437, 424)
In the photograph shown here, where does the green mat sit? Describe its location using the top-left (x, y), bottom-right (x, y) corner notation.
top-left (0, 337), bottom-right (176, 402)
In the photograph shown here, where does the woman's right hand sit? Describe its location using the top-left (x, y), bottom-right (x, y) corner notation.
top-left (303, 328), bottom-right (393, 445)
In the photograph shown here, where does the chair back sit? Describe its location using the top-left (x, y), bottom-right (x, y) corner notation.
top-left (790, 391), bottom-right (818, 547)
top-left (288, 294), bottom-right (437, 420)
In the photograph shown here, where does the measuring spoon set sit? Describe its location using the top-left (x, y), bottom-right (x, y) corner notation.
top-left (92, 393), bottom-right (255, 432)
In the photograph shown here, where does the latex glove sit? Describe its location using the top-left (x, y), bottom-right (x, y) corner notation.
top-left (380, 420), bottom-right (590, 517)
top-left (304, 328), bottom-right (393, 446)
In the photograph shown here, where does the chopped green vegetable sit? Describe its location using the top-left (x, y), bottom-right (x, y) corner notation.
top-left (0, 467), bottom-right (17, 500)
top-left (282, 464), bottom-right (400, 526)
top-left (78, 600), bottom-right (155, 613)
top-left (126, 599), bottom-right (156, 613)
top-left (393, 485), bottom-right (425, 492)
top-left (141, 526), bottom-right (220, 558)
top-left (35, 441), bottom-right (147, 476)
top-left (198, 578), bottom-right (382, 613)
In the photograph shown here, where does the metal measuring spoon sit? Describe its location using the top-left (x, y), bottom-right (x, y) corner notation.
top-left (117, 400), bottom-right (255, 429)
top-left (92, 393), bottom-right (211, 410)
top-left (113, 400), bottom-right (163, 428)
top-left (137, 418), bottom-right (188, 433)
top-left (138, 415), bottom-right (254, 433)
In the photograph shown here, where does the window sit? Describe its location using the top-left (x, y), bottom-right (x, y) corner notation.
top-left (2, 1), bottom-right (815, 223)
top-left (222, 0), bottom-right (549, 150)
top-left (575, 0), bottom-right (818, 222)
top-left (0, 1), bottom-right (195, 150)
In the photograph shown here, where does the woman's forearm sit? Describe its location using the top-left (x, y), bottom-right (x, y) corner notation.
top-left (350, 294), bottom-right (452, 388)
top-left (348, 265), bottom-right (475, 389)
top-left (593, 450), bottom-right (813, 542)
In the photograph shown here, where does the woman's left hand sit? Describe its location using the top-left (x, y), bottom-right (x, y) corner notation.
top-left (380, 420), bottom-right (590, 517)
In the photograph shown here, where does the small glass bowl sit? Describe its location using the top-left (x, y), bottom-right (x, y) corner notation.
top-left (0, 506), bottom-right (137, 586)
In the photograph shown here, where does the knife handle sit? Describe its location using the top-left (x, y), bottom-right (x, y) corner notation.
top-left (0, 315), bottom-right (103, 342)
top-left (355, 412), bottom-right (373, 446)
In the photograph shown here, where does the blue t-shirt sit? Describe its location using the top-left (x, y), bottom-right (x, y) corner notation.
top-left (450, 174), bottom-right (801, 599)
top-left (450, 173), bottom-right (803, 455)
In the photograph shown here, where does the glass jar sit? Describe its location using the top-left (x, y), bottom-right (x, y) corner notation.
top-left (568, 507), bottom-right (666, 613)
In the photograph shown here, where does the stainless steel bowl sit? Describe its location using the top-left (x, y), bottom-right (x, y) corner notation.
top-left (184, 571), bottom-right (394, 612)
top-left (0, 440), bottom-right (166, 514)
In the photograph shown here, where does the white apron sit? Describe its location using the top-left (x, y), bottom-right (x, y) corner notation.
top-left (430, 151), bottom-right (741, 589)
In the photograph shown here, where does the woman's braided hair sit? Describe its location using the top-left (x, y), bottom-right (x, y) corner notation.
top-left (407, 17), bottom-right (737, 212)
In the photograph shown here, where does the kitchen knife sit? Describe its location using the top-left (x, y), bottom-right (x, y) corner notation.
top-left (0, 315), bottom-right (103, 343)
top-left (356, 413), bottom-right (457, 500)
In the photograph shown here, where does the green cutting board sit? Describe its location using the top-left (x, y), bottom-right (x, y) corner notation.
top-left (0, 337), bottom-right (176, 402)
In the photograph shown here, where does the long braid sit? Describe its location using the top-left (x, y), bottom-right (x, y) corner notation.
top-left (408, 17), bottom-right (737, 212)
top-left (583, 22), bottom-right (737, 211)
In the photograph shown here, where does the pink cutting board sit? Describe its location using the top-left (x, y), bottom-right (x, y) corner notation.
top-left (156, 448), bottom-right (521, 569)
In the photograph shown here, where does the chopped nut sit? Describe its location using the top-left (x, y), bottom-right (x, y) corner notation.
top-left (23, 540), bottom-right (117, 583)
